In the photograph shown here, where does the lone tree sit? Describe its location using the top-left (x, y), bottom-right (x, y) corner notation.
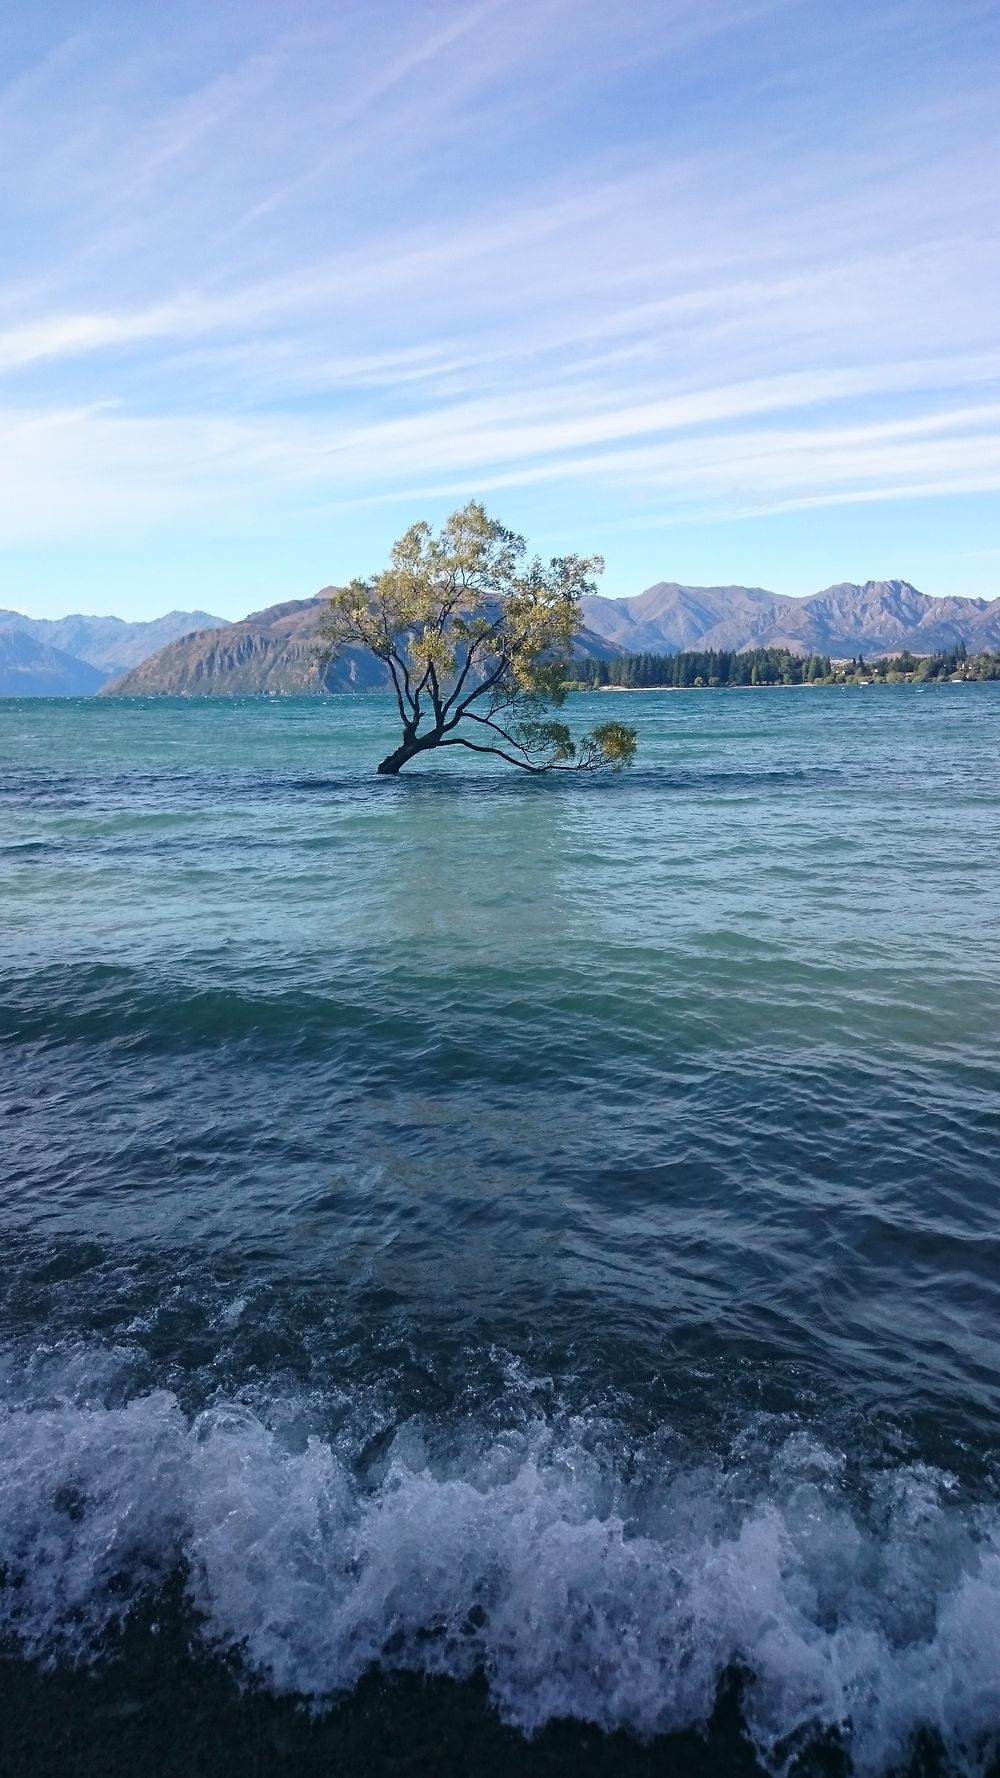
top-left (324, 502), bottom-right (637, 776)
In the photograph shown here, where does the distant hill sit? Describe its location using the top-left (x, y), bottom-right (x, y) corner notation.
top-left (102, 596), bottom-right (622, 696)
top-left (581, 584), bottom-right (778, 653)
top-left (581, 580), bottom-right (1000, 657)
top-left (0, 627), bottom-right (107, 697)
top-left (22, 577), bottom-right (1000, 699)
top-left (762, 581), bottom-right (1000, 656)
top-left (102, 596), bottom-right (365, 696)
top-left (0, 608), bottom-right (228, 681)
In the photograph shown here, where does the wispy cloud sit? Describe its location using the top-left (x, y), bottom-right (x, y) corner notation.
top-left (1, 0), bottom-right (998, 610)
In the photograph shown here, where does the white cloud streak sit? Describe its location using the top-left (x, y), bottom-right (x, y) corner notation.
top-left (0, 0), bottom-right (997, 594)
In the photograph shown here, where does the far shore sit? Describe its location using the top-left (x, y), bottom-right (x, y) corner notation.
top-left (593, 678), bottom-right (973, 692)
top-left (595, 681), bottom-right (821, 692)
top-left (598, 680), bottom-right (845, 692)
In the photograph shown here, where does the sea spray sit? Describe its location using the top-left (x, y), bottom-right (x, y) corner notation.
top-left (2, 1349), bottom-right (1000, 1775)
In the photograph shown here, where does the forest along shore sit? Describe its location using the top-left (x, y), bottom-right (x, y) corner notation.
top-left (576, 644), bottom-right (1000, 691)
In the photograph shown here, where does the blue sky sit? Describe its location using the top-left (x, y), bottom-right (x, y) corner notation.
top-left (2, 0), bottom-right (998, 620)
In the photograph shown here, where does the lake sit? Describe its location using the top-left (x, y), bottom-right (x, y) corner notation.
top-left (2, 687), bottom-right (999, 1777)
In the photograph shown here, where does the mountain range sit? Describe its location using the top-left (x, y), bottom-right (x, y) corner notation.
top-left (579, 580), bottom-right (1000, 657)
top-left (0, 628), bottom-right (109, 697)
top-left (0, 608), bottom-right (226, 695)
top-left (100, 596), bottom-right (619, 696)
top-left (101, 596), bottom-right (367, 697)
top-left (2, 580), bottom-right (998, 697)
top-left (105, 578), bottom-right (1000, 696)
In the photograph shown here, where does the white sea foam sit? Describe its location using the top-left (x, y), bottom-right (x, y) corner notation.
top-left (1, 1364), bottom-right (999, 1777)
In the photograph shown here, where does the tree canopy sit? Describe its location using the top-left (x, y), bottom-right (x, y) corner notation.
top-left (324, 502), bottom-right (638, 775)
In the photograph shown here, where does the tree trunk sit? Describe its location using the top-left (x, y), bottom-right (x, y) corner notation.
top-left (376, 746), bottom-right (412, 774)
top-left (376, 733), bottom-right (438, 774)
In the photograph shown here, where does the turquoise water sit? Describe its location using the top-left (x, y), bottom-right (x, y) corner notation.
top-left (2, 688), bottom-right (999, 1777)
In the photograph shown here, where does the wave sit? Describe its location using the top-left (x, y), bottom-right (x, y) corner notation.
top-left (2, 1352), bottom-right (999, 1777)
top-left (0, 759), bottom-right (847, 814)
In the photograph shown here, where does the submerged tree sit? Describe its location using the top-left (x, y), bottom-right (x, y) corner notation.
top-left (324, 502), bottom-right (638, 775)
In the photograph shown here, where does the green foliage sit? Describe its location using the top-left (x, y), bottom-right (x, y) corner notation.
top-left (573, 646), bottom-right (835, 688)
top-left (828, 643), bottom-right (998, 684)
top-left (584, 721), bottom-right (639, 770)
top-left (324, 502), bottom-right (638, 774)
top-left (515, 717), bottom-right (576, 761)
top-left (572, 642), bottom-right (1000, 691)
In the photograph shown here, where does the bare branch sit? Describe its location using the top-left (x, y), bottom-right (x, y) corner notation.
top-left (437, 737), bottom-right (549, 772)
top-left (384, 655), bottom-right (410, 731)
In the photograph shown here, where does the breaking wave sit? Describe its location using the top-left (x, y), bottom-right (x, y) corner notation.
top-left (2, 1352), bottom-right (999, 1777)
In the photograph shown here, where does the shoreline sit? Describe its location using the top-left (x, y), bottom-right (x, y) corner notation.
top-left (592, 678), bottom-right (973, 692)
top-left (594, 681), bottom-right (822, 692)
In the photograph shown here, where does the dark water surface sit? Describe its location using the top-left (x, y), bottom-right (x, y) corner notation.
top-left (2, 688), bottom-right (999, 1777)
